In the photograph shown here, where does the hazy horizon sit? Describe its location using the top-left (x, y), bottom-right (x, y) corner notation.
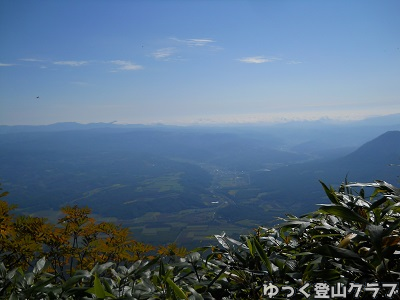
top-left (1, 1), bottom-right (400, 125)
top-left (1, 112), bottom-right (399, 127)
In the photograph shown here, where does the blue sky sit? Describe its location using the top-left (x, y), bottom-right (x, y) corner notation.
top-left (1, 0), bottom-right (399, 125)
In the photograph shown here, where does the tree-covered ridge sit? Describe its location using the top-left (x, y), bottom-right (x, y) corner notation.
top-left (0, 202), bottom-right (156, 279)
top-left (0, 179), bottom-right (399, 299)
top-left (0, 183), bottom-right (186, 278)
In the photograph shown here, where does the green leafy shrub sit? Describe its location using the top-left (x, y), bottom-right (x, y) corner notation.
top-left (0, 179), bottom-right (399, 299)
top-left (208, 180), bottom-right (400, 299)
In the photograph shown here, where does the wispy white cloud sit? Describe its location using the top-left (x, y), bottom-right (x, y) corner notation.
top-left (287, 60), bottom-right (303, 65)
top-left (53, 60), bottom-right (89, 67)
top-left (186, 38), bottom-right (215, 47)
top-left (238, 56), bottom-right (278, 64)
top-left (152, 47), bottom-right (176, 60)
top-left (10, 58), bottom-right (145, 71)
top-left (170, 37), bottom-right (215, 47)
top-left (20, 58), bottom-right (44, 62)
top-left (110, 60), bottom-right (143, 71)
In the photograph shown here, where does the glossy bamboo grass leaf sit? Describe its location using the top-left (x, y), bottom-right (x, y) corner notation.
top-left (159, 259), bottom-right (166, 277)
top-left (0, 262), bottom-right (6, 283)
top-left (23, 276), bottom-right (57, 298)
top-left (207, 265), bottom-right (228, 289)
top-left (8, 292), bottom-right (17, 300)
top-left (129, 257), bottom-right (160, 279)
top-left (319, 181), bottom-right (340, 204)
top-left (102, 278), bottom-right (114, 296)
top-left (382, 202), bottom-right (400, 218)
top-left (279, 220), bottom-right (312, 228)
top-left (338, 233), bottom-right (357, 248)
top-left (370, 196), bottom-right (391, 210)
top-left (311, 245), bottom-right (372, 274)
top-left (63, 273), bottom-right (91, 290)
top-left (32, 257), bottom-right (46, 275)
top-left (186, 252), bottom-right (201, 264)
top-left (367, 224), bottom-right (385, 261)
top-left (188, 286), bottom-right (204, 300)
top-left (246, 238), bottom-right (254, 256)
top-left (214, 234), bottom-right (229, 250)
top-left (225, 236), bottom-right (243, 246)
top-left (252, 238), bottom-right (273, 278)
top-left (385, 218), bottom-right (400, 236)
top-left (86, 273), bottom-right (116, 299)
top-left (166, 277), bottom-right (187, 299)
top-left (318, 205), bottom-right (369, 224)
top-left (311, 233), bottom-right (342, 240)
top-left (90, 262), bottom-right (114, 276)
top-left (371, 181), bottom-right (400, 196)
top-left (232, 251), bottom-right (247, 265)
top-left (312, 244), bottom-right (363, 260)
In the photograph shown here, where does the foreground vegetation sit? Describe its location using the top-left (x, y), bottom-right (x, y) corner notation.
top-left (1, 179), bottom-right (400, 299)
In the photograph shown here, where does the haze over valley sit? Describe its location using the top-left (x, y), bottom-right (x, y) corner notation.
top-left (1, 114), bottom-right (399, 248)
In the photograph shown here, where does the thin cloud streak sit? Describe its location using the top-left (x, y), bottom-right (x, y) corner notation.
top-left (152, 47), bottom-right (176, 60)
top-left (287, 60), bottom-right (303, 65)
top-left (53, 60), bottom-right (89, 67)
top-left (19, 58), bottom-right (44, 62)
top-left (8, 58), bottom-right (144, 71)
top-left (110, 60), bottom-right (143, 71)
top-left (238, 56), bottom-right (278, 64)
top-left (186, 38), bottom-right (214, 47)
top-left (170, 37), bottom-right (215, 47)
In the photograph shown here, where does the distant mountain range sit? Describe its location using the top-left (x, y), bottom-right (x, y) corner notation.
top-left (0, 115), bottom-right (399, 247)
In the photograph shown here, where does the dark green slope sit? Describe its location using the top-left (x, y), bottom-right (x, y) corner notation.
top-left (249, 130), bottom-right (400, 218)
